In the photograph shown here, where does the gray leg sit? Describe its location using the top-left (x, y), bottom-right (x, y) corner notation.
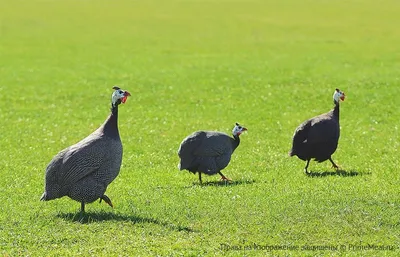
top-left (218, 171), bottom-right (231, 181)
top-left (329, 157), bottom-right (339, 169)
top-left (100, 195), bottom-right (114, 208)
top-left (80, 201), bottom-right (85, 213)
top-left (198, 172), bottom-right (202, 184)
top-left (304, 159), bottom-right (311, 174)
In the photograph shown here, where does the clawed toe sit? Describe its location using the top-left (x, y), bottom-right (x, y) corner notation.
top-left (99, 195), bottom-right (114, 208)
top-left (220, 176), bottom-right (232, 182)
top-left (329, 158), bottom-right (340, 170)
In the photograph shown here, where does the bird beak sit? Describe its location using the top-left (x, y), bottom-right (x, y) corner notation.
top-left (121, 91), bottom-right (131, 103)
top-left (340, 94), bottom-right (345, 101)
top-left (238, 127), bottom-right (248, 136)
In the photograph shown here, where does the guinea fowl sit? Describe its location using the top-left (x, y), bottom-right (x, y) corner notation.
top-left (178, 123), bottom-right (247, 184)
top-left (289, 88), bottom-right (345, 173)
top-left (40, 87), bottom-right (131, 213)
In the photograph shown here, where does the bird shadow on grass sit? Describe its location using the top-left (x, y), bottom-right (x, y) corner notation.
top-left (56, 211), bottom-right (194, 232)
top-left (306, 169), bottom-right (368, 178)
top-left (188, 179), bottom-right (256, 187)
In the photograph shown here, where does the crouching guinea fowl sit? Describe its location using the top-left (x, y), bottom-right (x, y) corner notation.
top-left (40, 87), bottom-right (131, 213)
top-left (289, 88), bottom-right (345, 174)
top-left (178, 123), bottom-right (247, 184)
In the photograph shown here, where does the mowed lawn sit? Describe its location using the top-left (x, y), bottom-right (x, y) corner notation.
top-left (0, 0), bottom-right (399, 256)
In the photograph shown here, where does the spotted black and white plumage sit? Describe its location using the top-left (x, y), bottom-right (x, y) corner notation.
top-left (289, 88), bottom-right (345, 173)
top-left (40, 86), bottom-right (131, 213)
top-left (178, 123), bottom-right (247, 183)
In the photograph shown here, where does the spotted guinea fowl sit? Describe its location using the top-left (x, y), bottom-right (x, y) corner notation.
top-left (178, 123), bottom-right (247, 183)
top-left (40, 87), bottom-right (131, 213)
top-left (289, 88), bottom-right (345, 173)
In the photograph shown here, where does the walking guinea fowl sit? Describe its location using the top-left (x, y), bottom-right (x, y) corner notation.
top-left (40, 86), bottom-right (131, 214)
top-left (289, 88), bottom-right (345, 173)
top-left (178, 123), bottom-right (247, 184)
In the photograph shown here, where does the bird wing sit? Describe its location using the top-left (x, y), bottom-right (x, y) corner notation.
top-left (193, 132), bottom-right (232, 157)
top-left (178, 131), bottom-right (206, 169)
top-left (306, 115), bottom-right (339, 144)
top-left (291, 119), bottom-right (312, 146)
top-left (178, 131), bottom-right (205, 157)
top-left (292, 113), bottom-right (338, 144)
top-left (215, 151), bottom-right (233, 170)
top-left (45, 134), bottom-right (110, 188)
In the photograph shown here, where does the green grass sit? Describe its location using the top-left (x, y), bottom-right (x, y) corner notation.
top-left (1, 0), bottom-right (399, 256)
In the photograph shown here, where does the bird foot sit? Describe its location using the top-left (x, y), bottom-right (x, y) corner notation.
top-left (220, 176), bottom-right (232, 182)
top-left (332, 164), bottom-right (340, 170)
top-left (99, 195), bottom-right (114, 208)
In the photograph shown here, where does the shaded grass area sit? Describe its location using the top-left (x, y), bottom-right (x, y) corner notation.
top-left (56, 211), bottom-right (194, 233)
top-left (0, 0), bottom-right (399, 256)
top-left (306, 170), bottom-right (363, 178)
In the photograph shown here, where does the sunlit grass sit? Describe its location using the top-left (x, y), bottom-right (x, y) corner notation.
top-left (0, 0), bottom-right (399, 256)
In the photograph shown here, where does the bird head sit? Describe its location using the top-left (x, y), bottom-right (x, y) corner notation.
top-left (112, 86), bottom-right (131, 107)
top-left (333, 88), bottom-right (345, 104)
top-left (232, 123), bottom-right (247, 136)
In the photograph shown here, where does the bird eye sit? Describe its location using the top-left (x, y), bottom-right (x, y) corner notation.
top-left (238, 126), bottom-right (242, 129)
top-left (118, 90), bottom-right (123, 94)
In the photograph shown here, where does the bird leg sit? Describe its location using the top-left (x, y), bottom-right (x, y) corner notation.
top-left (304, 159), bottom-right (311, 174)
top-left (329, 157), bottom-right (340, 170)
top-left (78, 202), bottom-right (87, 221)
top-left (80, 201), bottom-right (85, 213)
top-left (198, 172), bottom-right (202, 185)
top-left (99, 195), bottom-right (114, 208)
top-left (218, 172), bottom-right (231, 182)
